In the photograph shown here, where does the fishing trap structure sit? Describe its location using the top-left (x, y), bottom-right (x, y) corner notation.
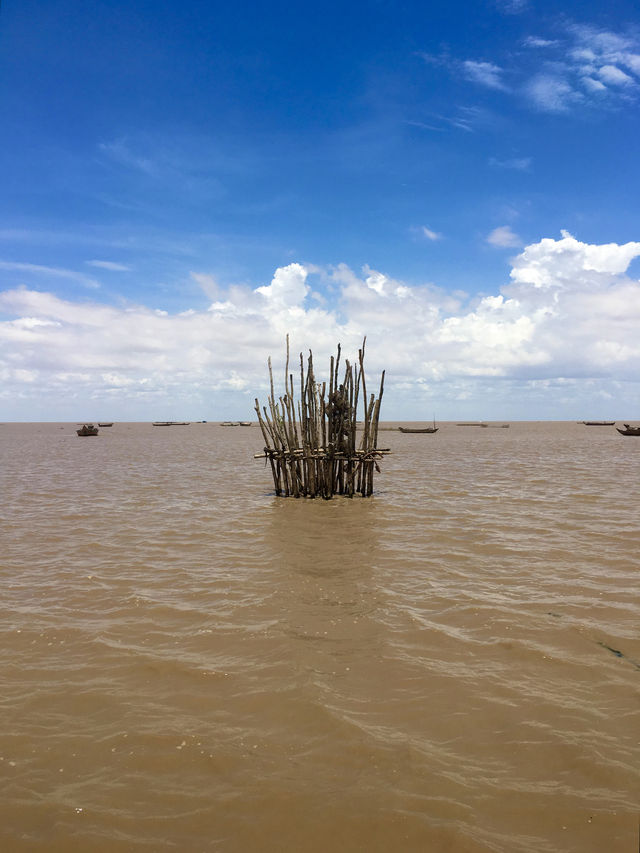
top-left (254, 338), bottom-right (389, 498)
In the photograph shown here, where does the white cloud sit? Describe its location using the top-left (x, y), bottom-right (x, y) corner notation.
top-left (524, 74), bottom-right (577, 112)
top-left (494, 0), bottom-right (528, 14)
top-left (623, 54), bottom-right (640, 75)
top-left (488, 156), bottom-right (532, 171)
top-left (98, 140), bottom-right (154, 174)
top-left (255, 263), bottom-right (310, 310)
top-left (2, 234), bottom-right (640, 419)
top-left (524, 37), bottom-right (559, 48)
top-left (463, 61), bottom-right (508, 90)
top-left (582, 77), bottom-right (607, 93)
top-left (422, 226), bottom-right (443, 241)
top-left (453, 23), bottom-right (640, 114)
top-left (0, 261), bottom-right (100, 289)
top-left (598, 64), bottom-right (634, 86)
top-left (509, 230), bottom-right (640, 288)
top-left (86, 260), bottom-right (131, 271)
top-left (191, 272), bottom-right (219, 299)
top-left (487, 226), bottom-right (522, 248)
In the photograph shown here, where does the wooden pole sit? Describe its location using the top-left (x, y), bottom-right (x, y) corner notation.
top-left (255, 341), bottom-right (388, 498)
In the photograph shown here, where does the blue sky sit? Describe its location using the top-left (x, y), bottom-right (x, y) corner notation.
top-left (1, 0), bottom-right (640, 420)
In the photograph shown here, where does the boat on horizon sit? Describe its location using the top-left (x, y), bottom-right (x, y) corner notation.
top-left (582, 421), bottom-right (615, 426)
top-left (399, 416), bottom-right (438, 434)
top-left (98, 422), bottom-right (113, 427)
top-left (399, 422), bottom-right (438, 434)
top-left (77, 424), bottom-right (99, 436)
top-left (152, 421), bottom-right (190, 426)
top-left (616, 424), bottom-right (640, 436)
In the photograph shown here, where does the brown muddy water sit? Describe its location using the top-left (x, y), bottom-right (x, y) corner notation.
top-left (1, 421), bottom-right (638, 852)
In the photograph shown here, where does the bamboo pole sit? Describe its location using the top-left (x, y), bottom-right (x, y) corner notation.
top-left (254, 341), bottom-right (388, 498)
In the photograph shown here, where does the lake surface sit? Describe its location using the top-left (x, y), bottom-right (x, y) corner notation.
top-left (1, 421), bottom-right (638, 852)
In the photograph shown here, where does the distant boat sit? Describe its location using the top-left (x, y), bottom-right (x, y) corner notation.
top-left (152, 421), bottom-right (190, 426)
top-left (239, 421), bottom-right (252, 426)
top-left (77, 424), bottom-right (99, 436)
top-left (616, 424), bottom-right (640, 436)
top-left (98, 422), bottom-right (113, 427)
top-left (220, 421), bottom-right (237, 426)
top-left (582, 421), bottom-right (615, 426)
top-left (398, 426), bottom-right (438, 434)
top-left (457, 422), bottom-right (488, 427)
top-left (399, 416), bottom-right (438, 434)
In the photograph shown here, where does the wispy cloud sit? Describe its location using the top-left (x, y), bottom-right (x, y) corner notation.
top-left (487, 226), bottom-right (522, 248)
top-left (428, 22), bottom-right (640, 115)
top-left (86, 260), bottom-right (131, 272)
top-left (523, 37), bottom-right (559, 48)
top-left (598, 64), bottom-right (634, 86)
top-left (523, 24), bottom-right (640, 110)
top-left (524, 74), bottom-right (579, 113)
top-left (98, 140), bottom-right (155, 174)
top-left (489, 156), bottom-right (532, 171)
top-left (191, 272), bottom-right (220, 299)
top-left (494, 0), bottom-right (529, 14)
top-left (463, 60), bottom-right (509, 91)
top-left (408, 105), bottom-right (490, 134)
top-left (0, 261), bottom-right (100, 289)
top-left (421, 226), bottom-right (443, 241)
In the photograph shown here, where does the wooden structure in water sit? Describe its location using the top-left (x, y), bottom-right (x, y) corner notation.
top-left (254, 338), bottom-right (388, 498)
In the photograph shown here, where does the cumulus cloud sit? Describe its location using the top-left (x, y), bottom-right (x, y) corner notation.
top-left (255, 262), bottom-right (309, 309)
top-left (509, 230), bottom-right (640, 287)
top-left (1, 237), bottom-right (640, 418)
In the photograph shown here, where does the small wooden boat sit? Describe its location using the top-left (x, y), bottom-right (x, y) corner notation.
top-left (457, 422), bottom-right (487, 427)
top-left (583, 421), bottom-right (615, 426)
top-left (77, 424), bottom-right (99, 436)
top-left (616, 424), bottom-right (640, 436)
top-left (238, 421), bottom-right (252, 426)
top-left (398, 426), bottom-right (438, 434)
top-left (152, 421), bottom-right (190, 426)
top-left (98, 422), bottom-right (113, 427)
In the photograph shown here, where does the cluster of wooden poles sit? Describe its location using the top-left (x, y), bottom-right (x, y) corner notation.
top-left (254, 338), bottom-right (389, 498)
